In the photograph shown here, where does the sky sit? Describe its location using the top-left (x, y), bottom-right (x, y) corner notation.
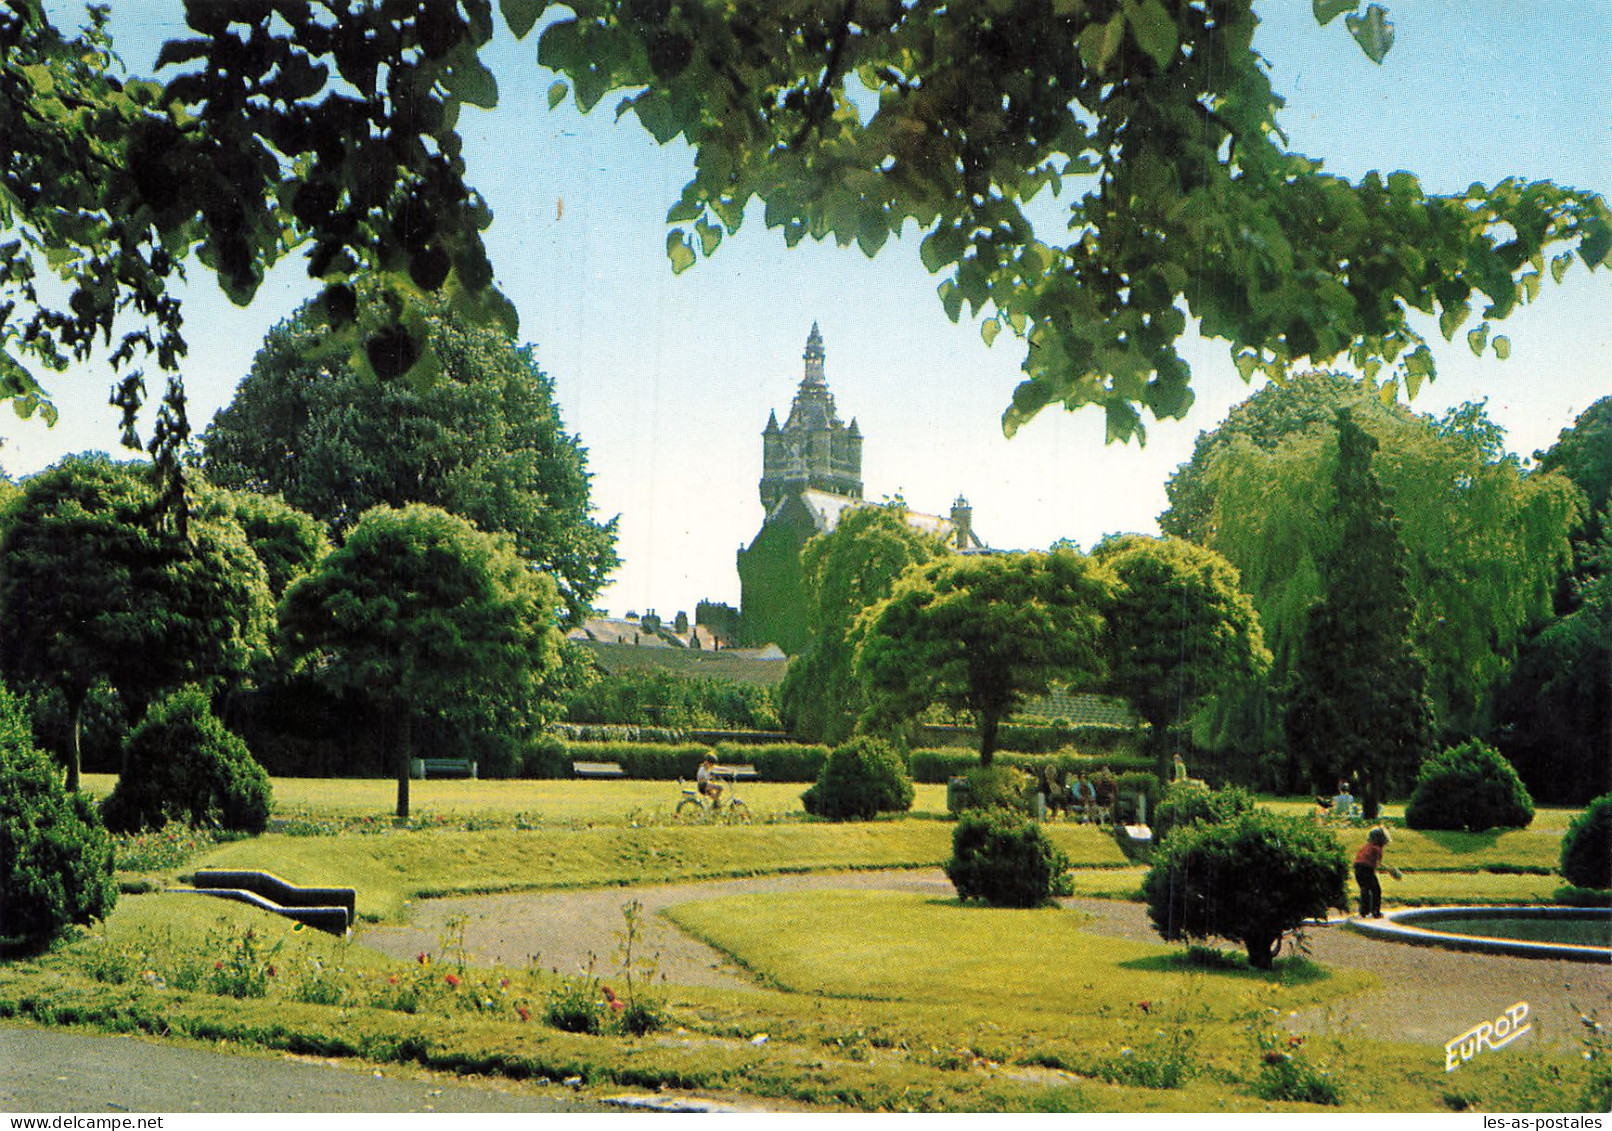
top-left (6, 2), bottom-right (1610, 619)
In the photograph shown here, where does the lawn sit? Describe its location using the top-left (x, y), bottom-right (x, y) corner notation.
top-left (8, 775), bottom-right (1597, 1112)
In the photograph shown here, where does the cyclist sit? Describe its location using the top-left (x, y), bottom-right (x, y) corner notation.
top-left (696, 752), bottom-right (725, 808)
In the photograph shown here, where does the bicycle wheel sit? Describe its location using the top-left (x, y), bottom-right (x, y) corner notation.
top-left (725, 799), bottom-right (751, 824)
top-left (675, 797), bottom-right (705, 821)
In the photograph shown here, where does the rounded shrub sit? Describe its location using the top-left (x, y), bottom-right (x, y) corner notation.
top-left (1404, 739), bottom-right (1534, 831)
top-left (1143, 808), bottom-right (1347, 968)
top-left (1152, 780), bottom-right (1256, 844)
top-left (1560, 794), bottom-right (1612, 891)
top-left (0, 685), bottom-right (117, 944)
top-left (957, 764), bottom-right (1033, 813)
top-left (945, 808), bottom-right (1074, 907)
top-left (102, 687), bottom-right (272, 834)
top-left (801, 736), bottom-right (913, 820)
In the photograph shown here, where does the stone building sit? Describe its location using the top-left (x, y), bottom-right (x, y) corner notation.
top-left (735, 324), bottom-right (983, 653)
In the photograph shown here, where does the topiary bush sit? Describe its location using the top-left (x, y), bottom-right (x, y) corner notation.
top-left (801, 736), bottom-right (914, 820)
top-left (0, 685), bottom-right (117, 945)
top-left (1404, 739), bottom-right (1535, 831)
top-left (102, 687), bottom-right (272, 835)
top-left (955, 763), bottom-right (1034, 813)
top-left (1153, 780), bottom-right (1256, 844)
top-left (945, 808), bottom-right (1074, 907)
top-left (1560, 794), bottom-right (1612, 891)
top-left (1143, 809), bottom-right (1347, 968)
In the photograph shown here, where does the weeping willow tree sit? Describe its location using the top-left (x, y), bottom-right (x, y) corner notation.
top-left (1195, 380), bottom-right (1580, 753)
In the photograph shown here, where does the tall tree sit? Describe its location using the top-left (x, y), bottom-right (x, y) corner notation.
top-left (3, 2), bottom-right (1605, 482)
top-left (219, 490), bottom-right (331, 601)
top-left (1186, 375), bottom-right (1578, 741)
top-left (779, 502), bottom-right (950, 743)
top-left (1284, 410), bottom-right (1435, 816)
top-left (1091, 534), bottom-right (1270, 776)
top-left (0, 455), bottom-right (272, 790)
top-left (1534, 396), bottom-right (1612, 583)
top-left (200, 290), bottom-right (618, 623)
top-left (278, 504), bottom-right (560, 818)
top-left (857, 550), bottom-right (1115, 764)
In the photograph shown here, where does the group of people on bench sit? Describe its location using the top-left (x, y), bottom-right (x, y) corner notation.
top-left (1034, 767), bottom-right (1117, 824)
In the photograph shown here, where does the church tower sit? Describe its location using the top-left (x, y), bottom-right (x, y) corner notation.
top-left (758, 323), bottom-right (863, 513)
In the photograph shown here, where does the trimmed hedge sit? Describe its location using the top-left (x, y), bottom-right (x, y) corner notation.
top-left (908, 748), bottom-right (1153, 784)
top-left (521, 740), bottom-right (831, 782)
top-left (1404, 739), bottom-right (1535, 832)
top-left (946, 809), bottom-right (1074, 907)
top-left (801, 737), bottom-right (914, 820)
top-left (1560, 794), bottom-right (1612, 891)
top-left (918, 722), bottom-right (1139, 756)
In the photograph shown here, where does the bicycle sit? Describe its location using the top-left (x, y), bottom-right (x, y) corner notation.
top-left (675, 769), bottom-right (751, 823)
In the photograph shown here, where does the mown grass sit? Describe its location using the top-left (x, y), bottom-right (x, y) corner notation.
top-left (179, 822), bottom-right (1130, 923)
top-left (19, 775), bottom-right (1594, 1111)
top-left (6, 887), bottom-right (1602, 1112)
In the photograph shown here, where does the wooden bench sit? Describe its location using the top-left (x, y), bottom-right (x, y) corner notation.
top-left (714, 764), bottom-right (759, 781)
top-left (572, 760), bottom-right (625, 779)
top-left (410, 757), bottom-right (478, 780)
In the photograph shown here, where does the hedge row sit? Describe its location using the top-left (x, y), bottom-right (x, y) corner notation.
top-left (519, 739), bottom-right (831, 782)
top-left (917, 723), bottom-right (1140, 756)
top-left (907, 748), bottom-right (1155, 785)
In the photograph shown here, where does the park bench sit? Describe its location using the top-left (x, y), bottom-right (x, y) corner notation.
top-left (572, 760), bottom-right (625, 778)
top-left (715, 764), bottom-right (759, 781)
top-left (409, 757), bottom-right (478, 779)
top-left (184, 869), bottom-right (355, 935)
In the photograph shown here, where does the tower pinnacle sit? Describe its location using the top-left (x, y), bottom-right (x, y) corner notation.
top-left (802, 321), bottom-right (825, 385)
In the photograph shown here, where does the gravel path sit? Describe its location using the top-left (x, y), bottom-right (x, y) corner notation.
top-left (359, 869), bottom-right (1611, 1050)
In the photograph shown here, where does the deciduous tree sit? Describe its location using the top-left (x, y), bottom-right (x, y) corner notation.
top-left (1091, 534), bottom-right (1269, 776)
top-left (200, 291), bottom-right (617, 623)
top-left (0, 455), bottom-right (272, 790)
top-left (779, 501), bottom-right (949, 743)
top-left (278, 503), bottom-right (560, 818)
top-left (857, 550), bottom-right (1114, 764)
top-left (3, 1), bottom-right (1605, 495)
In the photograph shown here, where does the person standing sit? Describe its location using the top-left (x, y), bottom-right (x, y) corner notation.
top-left (1353, 826), bottom-right (1401, 917)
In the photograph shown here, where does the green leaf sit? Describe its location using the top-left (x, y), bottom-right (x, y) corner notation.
top-left (1126, 0), bottom-right (1178, 69)
top-left (1551, 253), bottom-right (1571, 284)
top-left (445, 57), bottom-right (499, 109)
top-left (694, 217), bottom-right (722, 257)
top-left (1345, 5), bottom-right (1394, 63)
top-left (1518, 272), bottom-right (1541, 303)
top-left (1233, 352), bottom-right (1259, 383)
top-left (1438, 300), bottom-right (1469, 341)
top-left (501, 0), bottom-right (542, 39)
top-left (1312, 0), bottom-right (1356, 26)
top-left (1467, 323), bottom-right (1489, 357)
top-left (666, 230), bottom-right (696, 274)
top-left (981, 318), bottom-right (1000, 347)
top-left (547, 81), bottom-right (568, 110)
top-left (1492, 335), bottom-right (1511, 360)
top-left (1079, 14), bottom-right (1126, 73)
top-left (1578, 217), bottom-right (1612, 268)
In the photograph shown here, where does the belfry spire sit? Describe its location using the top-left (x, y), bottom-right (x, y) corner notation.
top-left (802, 321), bottom-right (825, 385)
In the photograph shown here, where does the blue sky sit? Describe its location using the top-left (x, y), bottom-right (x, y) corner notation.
top-left (7, 2), bottom-right (1609, 618)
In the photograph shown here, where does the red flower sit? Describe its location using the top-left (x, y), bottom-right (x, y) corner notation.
top-left (445, 973), bottom-right (461, 987)
top-left (387, 976), bottom-right (399, 985)
top-left (1137, 1001), bottom-right (1151, 1013)
top-left (500, 978), bottom-right (510, 988)
top-left (610, 1000), bottom-right (626, 1013)
top-left (417, 952), bottom-right (430, 965)
top-left (215, 961), bottom-right (225, 970)
top-left (516, 1006), bottom-right (531, 1022)
top-left (266, 966), bottom-right (276, 977)
top-left (601, 985), bottom-right (617, 1002)
top-left (1288, 1035), bottom-right (1305, 1048)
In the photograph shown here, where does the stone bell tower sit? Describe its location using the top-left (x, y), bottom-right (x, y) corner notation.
top-left (758, 323), bottom-right (863, 513)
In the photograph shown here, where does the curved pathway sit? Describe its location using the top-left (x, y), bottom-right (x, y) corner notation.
top-left (360, 869), bottom-right (1610, 1050)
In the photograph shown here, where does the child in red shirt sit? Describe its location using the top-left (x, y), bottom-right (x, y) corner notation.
top-left (1353, 826), bottom-right (1402, 917)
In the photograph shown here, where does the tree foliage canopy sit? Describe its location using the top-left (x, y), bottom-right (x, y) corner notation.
top-left (857, 549), bottom-right (1115, 763)
top-left (3, 0), bottom-right (1606, 487)
top-left (1178, 374), bottom-right (1579, 741)
top-left (277, 502), bottom-right (560, 816)
top-left (780, 501), bottom-right (949, 743)
top-left (1091, 533), bottom-right (1268, 763)
top-left (200, 290), bottom-right (617, 623)
top-left (0, 454), bottom-right (272, 788)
